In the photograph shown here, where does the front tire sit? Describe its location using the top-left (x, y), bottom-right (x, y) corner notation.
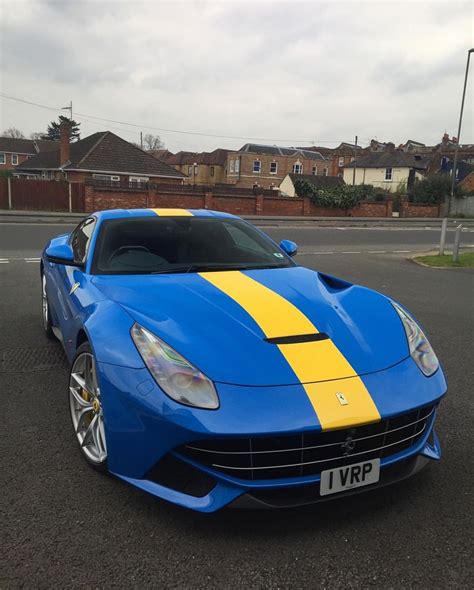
top-left (41, 273), bottom-right (56, 340)
top-left (69, 342), bottom-right (108, 472)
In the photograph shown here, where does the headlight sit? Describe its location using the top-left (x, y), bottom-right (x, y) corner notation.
top-left (131, 323), bottom-right (219, 409)
top-left (392, 302), bottom-right (439, 376)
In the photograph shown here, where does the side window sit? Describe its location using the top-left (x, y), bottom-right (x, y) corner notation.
top-left (70, 218), bottom-right (96, 262)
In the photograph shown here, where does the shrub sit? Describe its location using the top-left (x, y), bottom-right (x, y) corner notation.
top-left (410, 175), bottom-right (464, 204)
top-left (294, 180), bottom-right (375, 209)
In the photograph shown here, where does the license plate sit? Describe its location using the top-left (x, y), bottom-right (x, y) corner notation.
top-left (320, 459), bottom-right (380, 496)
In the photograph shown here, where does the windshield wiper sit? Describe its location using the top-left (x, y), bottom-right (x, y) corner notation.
top-left (151, 263), bottom-right (290, 275)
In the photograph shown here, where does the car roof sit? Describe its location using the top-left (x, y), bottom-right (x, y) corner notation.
top-left (92, 208), bottom-right (240, 221)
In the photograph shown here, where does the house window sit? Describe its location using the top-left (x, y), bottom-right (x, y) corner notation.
top-left (292, 162), bottom-right (303, 174)
top-left (187, 165), bottom-right (193, 175)
top-left (253, 160), bottom-right (261, 173)
top-left (92, 174), bottom-right (120, 183)
top-left (235, 159), bottom-right (240, 173)
top-left (350, 156), bottom-right (355, 162)
top-left (323, 168), bottom-right (328, 176)
top-left (129, 176), bottom-right (148, 186)
top-left (230, 159), bottom-right (235, 173)
top-left (194, 165), bottom-right (198, 175)
top-left (312, 166), bottom-right (317, 175)
top-left (338, 157), bottom-right (344, 167)
top-left (11, 154), bottom-right (18, 165)
top-left (270, 161), bottom-right (278, 174)
top-left (210, 166), bottom-right (215, 177)
top-left (385, 167), bottom-right (393, 181)
top-left (0, 153), bottom-right (5, 164)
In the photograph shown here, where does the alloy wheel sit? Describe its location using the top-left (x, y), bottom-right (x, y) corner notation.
top-left (69, 352), bottom-right (107, 464)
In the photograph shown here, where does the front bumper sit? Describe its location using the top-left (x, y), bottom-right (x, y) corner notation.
top-left (98, 356), bottom-right (446, 513)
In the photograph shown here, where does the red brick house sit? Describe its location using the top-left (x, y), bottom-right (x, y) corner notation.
top-left (0, 137), bottom-right (58, 172)
top-left (16, 128), bottom-right (185, 184)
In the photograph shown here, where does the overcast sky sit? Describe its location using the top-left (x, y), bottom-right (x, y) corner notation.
top-left (0, 0), bottom-right (473, 152)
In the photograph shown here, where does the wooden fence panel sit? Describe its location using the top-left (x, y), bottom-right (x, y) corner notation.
top-left (0, 178), bottom-right (8, 209)
top-left (11, 179), bottom-right (70, 211)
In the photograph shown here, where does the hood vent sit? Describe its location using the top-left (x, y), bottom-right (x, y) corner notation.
top-left (265, 333), bottom-right (329, 345)
top-left (318, 272), bottom-right (352, 292)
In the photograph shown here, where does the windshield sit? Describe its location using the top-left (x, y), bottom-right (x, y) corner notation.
top-left (91, 216), bottom-right (295, 275)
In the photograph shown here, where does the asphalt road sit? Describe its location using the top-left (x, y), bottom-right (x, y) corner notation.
top-left (1, 223), bottom-right (473, 588)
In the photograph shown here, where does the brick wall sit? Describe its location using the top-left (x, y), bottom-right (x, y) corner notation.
top-left (83, 184), bottom-right (395, 218)
top-left (400, 201), bottom-right (441, 217)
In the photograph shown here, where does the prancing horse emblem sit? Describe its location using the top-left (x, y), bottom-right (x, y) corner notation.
top-left (336, 392), bottom-right (349, 406)
top-left (341, 436), bottom-right (356, 455)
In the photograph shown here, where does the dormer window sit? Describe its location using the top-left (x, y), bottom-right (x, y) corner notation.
top-left (292, 161), bottom-right (303, 174)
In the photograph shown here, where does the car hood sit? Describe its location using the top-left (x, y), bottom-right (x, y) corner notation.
top-left (91, 266), bottom-right (408, 386)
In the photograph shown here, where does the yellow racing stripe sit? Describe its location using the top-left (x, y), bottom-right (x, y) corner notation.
top-left (150, 208), bottom-right (193, 216)
top-left (200, 271), bottom-right (380, 430)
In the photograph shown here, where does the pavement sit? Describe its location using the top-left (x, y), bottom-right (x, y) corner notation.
top-left (1, 222), bottom-right (473, 588)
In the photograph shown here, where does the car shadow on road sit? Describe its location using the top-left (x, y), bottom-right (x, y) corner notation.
top-left (115, 466), bottom-right (436, 538)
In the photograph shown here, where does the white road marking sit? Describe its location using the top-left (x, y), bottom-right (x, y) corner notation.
top-left (367, 250), bottom-right (387, 253)
top-left (0, 260), bottom-right (9, 264)
top-left (341, 251), bottom-right (362, 254)
top-left (392, 250), bottom-right (411, 253)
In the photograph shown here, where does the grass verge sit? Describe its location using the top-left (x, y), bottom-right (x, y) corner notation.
top-left (414, 252), bottom-right (474, 268)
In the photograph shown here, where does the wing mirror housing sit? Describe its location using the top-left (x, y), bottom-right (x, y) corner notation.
top-left (45, 243), bottom-right (83, 267)
top-left (279, 239), bottom-right (298, 257)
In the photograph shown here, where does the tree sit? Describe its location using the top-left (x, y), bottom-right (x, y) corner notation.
top-left (142, 133), bottom-right (164, 151)
top-left (43, 115), bottom-right (81, 142)
top-left (2, 127), bottom-right (25, 138)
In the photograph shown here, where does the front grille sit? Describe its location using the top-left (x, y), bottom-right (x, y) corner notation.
top-left (177, 405), bottom-right (435, 481)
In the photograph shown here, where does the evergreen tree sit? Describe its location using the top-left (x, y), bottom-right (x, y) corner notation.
top-left (43, 115), bottom-right (81, 141)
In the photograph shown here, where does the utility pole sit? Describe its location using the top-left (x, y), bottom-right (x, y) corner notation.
top-left (352, 135), bottom-right (358, 185)
top-left (448, 48), bottom-right (473, 216)
top-left (62, 101), bottom-right (72, 120)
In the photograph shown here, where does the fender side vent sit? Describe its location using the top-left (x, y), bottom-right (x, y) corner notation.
top-left (265, 333), bottom-right (329, 344)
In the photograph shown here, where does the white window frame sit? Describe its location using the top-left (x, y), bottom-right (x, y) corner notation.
top-left (338, 157), bottom-right (344, 167)
top-left (323, 168), bottom-right (328, 176)
top-left (292, 162), bottom-right (303, 174)
top-left (129, 176), bottom-right (149, 184)
top-left (230, 159), bottom-right (235, 173)
top-left (235, 158), bottom-right (240, 173)
top-left (312, 166), bottom-right (317, 175)
top-left (384, 167), bottom-right (393, 181)
top-left (11, 154), bottom-right (18, 165)
top-left (0, 152), bottom-right (5, 165)
top-left (253, 160), bottom-right (261, 174)
top-left (92, 174), bottom-right (120, 182)
top-left (270, 161), bottom-right (278, 175)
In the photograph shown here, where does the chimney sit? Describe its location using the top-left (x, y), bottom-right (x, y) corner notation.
top-left (60, 122), bottom-right (70, 167)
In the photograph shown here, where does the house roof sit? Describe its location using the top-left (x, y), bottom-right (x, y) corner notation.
top-left (165, 148), bottom-right (233, 167)
top-left (345, 151), bottom-right (429, 169)
top-left (16, 132), bottom-right (185, 178)
top-left (286, 173), bottom-right (345, 192)
top-left (238, 143), bottom-right (326, 161)
top-left (0, 136), bottom-right (58, 154)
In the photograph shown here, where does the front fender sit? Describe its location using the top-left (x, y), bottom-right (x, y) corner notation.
top-left (82, 301), bottom-right (145, 368)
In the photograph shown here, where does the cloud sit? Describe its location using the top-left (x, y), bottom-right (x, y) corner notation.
top-left (0, 0), bottom-right (472, 151)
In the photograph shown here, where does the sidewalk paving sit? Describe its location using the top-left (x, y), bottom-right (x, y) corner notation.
top-left (0, 209), bottom-right (473, 227)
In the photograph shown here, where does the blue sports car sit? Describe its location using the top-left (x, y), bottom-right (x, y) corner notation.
top-left (41, 208), bottom-right (446, 512)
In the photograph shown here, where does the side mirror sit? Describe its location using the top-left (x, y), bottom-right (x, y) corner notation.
top-left (279, 239), bottom-right (298, 257)
top-left (45, 243), bottom-right (83, 267)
